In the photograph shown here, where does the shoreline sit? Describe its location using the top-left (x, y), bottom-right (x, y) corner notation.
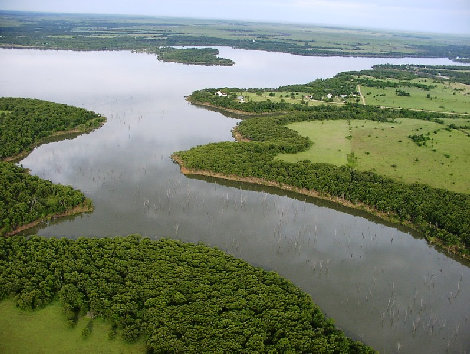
top-left (1, 112), bottom-right (106, 237)
top-left (182, 97), bottom-right (470, 261)
top-left (186, 98), bottom-right (278, 117)
top-left (188, 97), bottom-right (469, 118)
top-left (171, 153), bottom-right (468, 261)
top-left (4, 200), bottom-right (94, 237)
top-left (2, 119), bottom-right (106, 163)
top-left (231, 126), bottom-right (251, 142)
top-left (171, 154), bottom-right (403, 224)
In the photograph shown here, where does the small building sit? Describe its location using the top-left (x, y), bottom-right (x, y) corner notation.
top-left (326, 93), bottom-right (333, 99)
top-left (237, 95), bottom-right (245, 103)
top-left (216, 90), bottom-right (228, 97)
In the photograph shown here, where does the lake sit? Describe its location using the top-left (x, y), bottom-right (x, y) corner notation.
top-left (0, 48), bottom-right (469, 352)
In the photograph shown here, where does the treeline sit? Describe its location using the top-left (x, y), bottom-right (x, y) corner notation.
top-left (278, 77), bottom-right (358, 100)
top-left (0, 98), bottom-right (103, 235)
top-left (0, 97), bottom-right (105, 159)
top-left (190, 64), bottom-right (470, 112)
top-left (190, 89), bottom-right (295, 113)
top-left (0, 235), bottom-right (374, 353)
top-left (176, 104), bottom-right (470, 258)
top-left (190, 89), bottom-right (467, 121)
top-left (152, 47), bottom-right (234, 66)
top-left (356, 78), bottom-right (434, 90)
top-left (0, 162), bottom-right (90, 235)
top-left (368, 64), bottom-right (470, 85)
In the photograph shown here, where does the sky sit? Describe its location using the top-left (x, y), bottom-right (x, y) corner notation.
top-left (1, 0), bottom-right (469, 35)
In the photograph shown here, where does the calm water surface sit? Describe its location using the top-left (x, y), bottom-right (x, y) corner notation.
top-left (1, 48), bottom-right (469, 353)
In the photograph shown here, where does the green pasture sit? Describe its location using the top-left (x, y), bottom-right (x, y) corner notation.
top-left (237, 76), bottom-right (470, 113)
top-left (240, 91), bottom-right (341, 106)
top-left (360, 79), bottom-right (470, 113)
top-left (278, 118), bottom-right (470, 193)
top-left (0, 299), bottom-right (145, 353)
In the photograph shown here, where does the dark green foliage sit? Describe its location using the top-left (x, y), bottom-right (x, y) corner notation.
top-left (279, 76), bottom-right (357, 100)
top-left (179, 97), bottom-right (470, 257)
top-left (0, 162), bottom-right (89, 236)
top-left (191, 86), bottom-right (467, 120)
top-left (189, 64), bottom-right (470, 117)
top-left (82, 320), bottom-right (93, 338)
top-left (0, 235), bottom-right (374, 353)
top-left (0, 98), bottom-right (101, 235)
top-left (408, 134), bottom-right (430, 146)
top-left (0, 97), bottom-right (105, 159)
top-left (395, 89), bottom-right (410, 96)
top-left (153, 47), bottom-right (234, 66)
top-left (354, 77), bottom-right (434, 91)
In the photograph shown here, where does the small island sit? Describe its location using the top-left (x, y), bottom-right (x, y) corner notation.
top-left (0, 97), bottom-right (106, 236)
top-left (153, 47), bottom-right (234, 66)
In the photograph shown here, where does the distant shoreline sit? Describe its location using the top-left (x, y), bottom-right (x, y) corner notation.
top-left (0, 44), bottom-right (465, 63)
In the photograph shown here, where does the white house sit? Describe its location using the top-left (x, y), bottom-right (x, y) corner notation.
top-left (216, 91), bottom-right (228, 97)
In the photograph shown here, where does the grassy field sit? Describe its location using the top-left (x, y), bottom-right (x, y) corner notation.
top-left (359, 78), bottom-right (470, 113)
top-left (236, 76), bottom-right (470, 113)
top-left (239, 91), bottom-right (340, 106)
top-left (0, 299), bottom-right (145, 353)
top-left (278, 118), bottom-right (470, 193)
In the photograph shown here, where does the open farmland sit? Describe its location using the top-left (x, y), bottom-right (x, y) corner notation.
top-left (359, 77), bottom-right (470, 113)
top-left (278, 118), bottom-right (470, 193)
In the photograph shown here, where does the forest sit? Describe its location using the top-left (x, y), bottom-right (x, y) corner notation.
top-left (0, 97), bottom-right (105, 160)
top-left (177, 66), bottom-right (470, 259)
top-left (0, 235), bottom-right (374, 353)
top-left (0, 162), bottom-right (91, 236)
top-left (0, 97), bottom-right (104, 236)
top-left (152, 47), bottom-right (234, 66)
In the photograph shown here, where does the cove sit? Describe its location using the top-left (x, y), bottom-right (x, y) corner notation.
top-left (0, 48), bottom-right (469, 352)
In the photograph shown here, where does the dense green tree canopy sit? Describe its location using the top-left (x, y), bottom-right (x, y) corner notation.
top-left (0, 97), bottom-right (105, 159)
top-left (0, 235), bottom-right (374, 353)
top-left (0, 97), bottom-right (103, 235)
top-left (0, 162), bottom-right (90, 236)
top-left (154, 47), bottom-right (234, 66)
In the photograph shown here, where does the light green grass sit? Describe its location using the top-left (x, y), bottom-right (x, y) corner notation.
top-left (241, 91), bottom-right (342, 106)
top-left (0, 299), bottom-right (146, 354)
top-left (360, 79), bottom-right (470, 113)
top-left (278, 119), bottom-right (470, 193)
top-left (278, 120), bottom-right (351, 165)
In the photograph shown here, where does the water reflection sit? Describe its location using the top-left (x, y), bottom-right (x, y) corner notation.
top-left (0, 48), bottom-right (469, 352)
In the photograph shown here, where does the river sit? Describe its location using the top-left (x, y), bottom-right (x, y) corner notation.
top-left (0, 48), bottom-right (469, 352)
